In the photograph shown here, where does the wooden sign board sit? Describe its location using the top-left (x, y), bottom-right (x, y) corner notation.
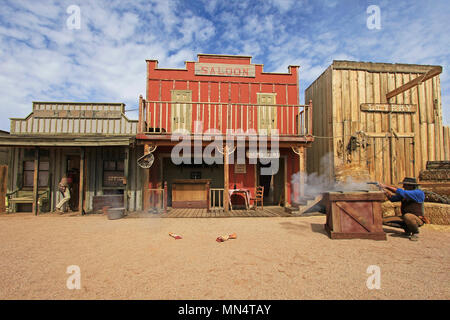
top-left (195, 63), bottom-right (255, 77)
top-left (34, 110), bottom-right (122, 119)
top-left (234, 164), bottom-right (246, 174)
top-left (360, 103), bottom-right (417, 113)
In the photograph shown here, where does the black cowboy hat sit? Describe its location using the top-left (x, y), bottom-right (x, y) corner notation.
top-left (401, 177), bottom-right (419, 185)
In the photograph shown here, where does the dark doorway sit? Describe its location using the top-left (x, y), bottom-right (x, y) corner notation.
top-left (257, 157), bottom-right (285, 205)
top-left (66, 155), bottom-right (80, 211)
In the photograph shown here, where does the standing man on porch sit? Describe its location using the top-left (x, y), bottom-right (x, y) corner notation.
top-left (56, 175), bottom-right (71, 214)
top-left (380, 177), bottom-right (428, 241)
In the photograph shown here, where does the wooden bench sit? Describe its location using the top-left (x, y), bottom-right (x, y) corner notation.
top-left (6, 188), bottom-right (51, 213)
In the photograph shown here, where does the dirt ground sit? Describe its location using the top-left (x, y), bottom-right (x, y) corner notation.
top-left (0, 213), bottom-right (449, 300)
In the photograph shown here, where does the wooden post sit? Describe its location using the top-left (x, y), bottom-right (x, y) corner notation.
top-left (79, 147), bottom-right (85, 214)
top-left (163, 181), bottom-right (168, 213)
top-left (224, 144), bottom-right (229, 212)
top-left (308, 100), bottom-right (313, 136)
top-left (32, 147), bottom-right (40, 215)
top-left (124, 146), bottom-right (129, 211)
top-left (299, 147), bottom-right (305, 198)
top-left (143, 144), bottom-right (150, 211)
top-left (206, 181), bottom-right (211, 212)
top-left (138, 95), bottom-right (143, 133)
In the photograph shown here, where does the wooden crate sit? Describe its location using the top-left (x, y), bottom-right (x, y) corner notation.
top-left (324, 191), bottom-right (386, 240)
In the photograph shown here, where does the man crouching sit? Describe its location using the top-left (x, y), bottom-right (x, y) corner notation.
top-left (379, 177), bottom-right (429, 241)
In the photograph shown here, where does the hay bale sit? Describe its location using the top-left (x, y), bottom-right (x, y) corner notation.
top-left (382, 201), bottom-right (401, 217)
top-left (424, 203), bottom-right (450, 225)
top-left (383, 202), bottom-right (449, 225)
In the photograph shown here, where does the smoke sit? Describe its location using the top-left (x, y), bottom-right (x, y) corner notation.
top-left (290, 152), bottom-right (378, 203)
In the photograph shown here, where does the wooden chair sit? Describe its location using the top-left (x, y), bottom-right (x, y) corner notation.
top-left (250, 186), bottom-right (264, 210)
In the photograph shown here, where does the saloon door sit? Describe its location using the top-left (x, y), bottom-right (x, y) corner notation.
top-left (257, 93), bottom-right (277, 134)
top-left (171, 90), bottom-right (192, 132)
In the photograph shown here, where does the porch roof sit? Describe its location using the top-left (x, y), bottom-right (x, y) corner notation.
top-left (0, 135), bottom-right (135, 147)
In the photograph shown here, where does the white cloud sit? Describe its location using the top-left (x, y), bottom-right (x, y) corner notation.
top-left (0, 0), bottom-right (448, 130)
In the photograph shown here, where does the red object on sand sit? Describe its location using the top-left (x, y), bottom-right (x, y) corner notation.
top-left (169, 232), bottom-right (182, 240)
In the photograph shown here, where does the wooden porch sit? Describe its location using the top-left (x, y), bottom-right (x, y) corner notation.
top-left (153, 206), bottom-right (316, 218)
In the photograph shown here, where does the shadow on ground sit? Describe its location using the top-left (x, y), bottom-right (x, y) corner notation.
top-left (279, 221), bottom-right (309, 233)
top-left (310, 223), bottom-right (328, 237)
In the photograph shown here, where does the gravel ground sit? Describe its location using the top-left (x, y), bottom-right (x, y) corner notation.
top-left (0, 213), bottom-right (449, 300)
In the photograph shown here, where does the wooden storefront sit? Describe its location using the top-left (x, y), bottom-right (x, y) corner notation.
top-left (306, 60), bottom-right (449, 185)
top-left (137, 54), bottom-right (314, 211)
top-left (0, 102), bottom-right (144, 214)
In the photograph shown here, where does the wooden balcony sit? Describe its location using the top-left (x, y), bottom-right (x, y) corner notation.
top-left (137, 98), bottom-right (313, 139)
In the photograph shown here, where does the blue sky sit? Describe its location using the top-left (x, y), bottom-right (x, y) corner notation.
top-left (0, 0), bottom-right (449, 131)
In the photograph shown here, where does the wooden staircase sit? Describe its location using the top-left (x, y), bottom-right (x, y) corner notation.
top-left (285, 194), bottom-right (325, 216)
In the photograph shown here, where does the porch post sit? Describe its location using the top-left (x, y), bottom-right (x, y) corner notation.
top-left (32, 147), bottom-right (40, 215)
top-left (138, 95), bottom-right (143, 133)
top-left (223, 144), bottom-right (229, 212)
top-left (124, 146), bottom-right (129, 211)
top-left (299, 146), bottom-right (306, 198)
top-left (79, 147), bottom-right (85, 214)
top-left (143, 144), bottom-right (150, 211)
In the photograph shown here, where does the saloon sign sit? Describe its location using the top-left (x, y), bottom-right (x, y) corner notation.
top-left (195, 63), bottom-right (256, 77)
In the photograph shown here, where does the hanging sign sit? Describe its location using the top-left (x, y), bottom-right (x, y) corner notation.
top-left (360, 103), bottom-right (417, 113)
top-left (246, 151), bottom-right (280, 159)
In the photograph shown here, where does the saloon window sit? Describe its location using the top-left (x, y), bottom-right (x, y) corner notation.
top-left (23, 161), bottom-right (49, 187)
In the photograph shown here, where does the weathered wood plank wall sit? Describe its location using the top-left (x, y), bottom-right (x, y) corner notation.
top-left (306, 61), bottom-right (445, 185)
top-left (10, 102), bottom-right (138, 135)
top-left (6, 146), bottom-right (142, 212)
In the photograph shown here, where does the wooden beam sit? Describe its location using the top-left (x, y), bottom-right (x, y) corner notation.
top-left (124, 146), bottom-right (129, 211)
top-left (386, 66), bottom-right (442, 100)
top-left (32, 147), bottom-right (40, 215)
top-left (143, 144), bottom-right (150, 211)
top-left (79, 147), bottom-right (85, 214)
top-left (299, 147), bottom-right (306, 198)
top-left (138, 95), bottom-right (143, 133)
top-left (223, 144), bottom-right (229, 212)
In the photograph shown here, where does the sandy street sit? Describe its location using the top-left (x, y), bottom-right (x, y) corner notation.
top-left (0, 213), bottom-right (449, 300)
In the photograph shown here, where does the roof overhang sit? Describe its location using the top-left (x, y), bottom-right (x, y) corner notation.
top-left (0, 135), bottom-right (135, 147)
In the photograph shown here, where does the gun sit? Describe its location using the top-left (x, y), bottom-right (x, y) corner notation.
top-left (367, 182), bottom-right (383, 190)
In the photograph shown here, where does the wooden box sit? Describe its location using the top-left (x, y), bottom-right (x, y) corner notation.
top-left (172, 179), bottom-right (210, 209)
top-left (324, 191), bottom-right (386, 240)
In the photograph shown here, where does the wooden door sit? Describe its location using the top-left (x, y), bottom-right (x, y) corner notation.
top-left (257, 93), bottom-right (277, 134)
top-left (171, 90), bottom-right (192, 132)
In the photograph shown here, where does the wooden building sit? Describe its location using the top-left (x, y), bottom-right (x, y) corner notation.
top-left (0, 102), bottom-right (143, 214)
top-left (305, 60), bottom-right (449, 185)
top-left (137, 54), bottom-right (314, 211)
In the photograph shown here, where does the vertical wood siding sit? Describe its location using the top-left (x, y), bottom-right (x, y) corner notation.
top-left (305, 62), bottom-right (444, 185)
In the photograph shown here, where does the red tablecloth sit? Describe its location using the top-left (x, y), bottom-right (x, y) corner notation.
top-left (228, 189), bottom-right (251, 209)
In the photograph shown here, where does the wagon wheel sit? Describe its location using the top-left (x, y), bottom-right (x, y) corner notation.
top-left (137, 153), bottom-right (155, 169)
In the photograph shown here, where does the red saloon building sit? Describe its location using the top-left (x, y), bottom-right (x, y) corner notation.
top-left (136, 54), bottom-right (313, 211)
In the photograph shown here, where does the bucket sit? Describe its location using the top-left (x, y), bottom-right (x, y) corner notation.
top-left (106, 207), bottom-right (125, 220)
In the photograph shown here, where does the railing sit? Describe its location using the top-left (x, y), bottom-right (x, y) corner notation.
top-left (210, 188), bottom-right (225, 210)
top-left (138, 99), bottom-right (313, 137)
top-left (147, 182), bottom-right (167, 213)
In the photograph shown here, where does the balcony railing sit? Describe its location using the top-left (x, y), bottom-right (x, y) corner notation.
top-left (138, 99), bottom-right (313, 136)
